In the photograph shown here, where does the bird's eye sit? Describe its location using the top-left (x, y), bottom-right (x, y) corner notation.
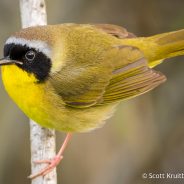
top-left (25, 50), bottom-right (36, 62)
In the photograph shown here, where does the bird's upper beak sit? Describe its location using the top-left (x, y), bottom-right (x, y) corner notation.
top-left (0, 57), bottom-right (22, 66)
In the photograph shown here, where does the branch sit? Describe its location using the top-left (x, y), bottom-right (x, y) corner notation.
top-left (19, 0), bottom-right (57, 183)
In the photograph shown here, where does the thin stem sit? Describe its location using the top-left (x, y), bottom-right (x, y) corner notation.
top-left (19, 0), bottom-right (57, 184)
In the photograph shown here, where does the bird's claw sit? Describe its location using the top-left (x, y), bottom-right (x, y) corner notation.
top-left (28, 155), bottom-right (63, 179)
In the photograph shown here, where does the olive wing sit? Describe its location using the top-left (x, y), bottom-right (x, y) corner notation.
top-left (49, 45), bottom-right (166, 108)
top-left (98, 46), bottom-right (166, 104)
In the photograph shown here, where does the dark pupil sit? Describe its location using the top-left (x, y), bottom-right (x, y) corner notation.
top-left (25, 50), bottom-right (35, 61)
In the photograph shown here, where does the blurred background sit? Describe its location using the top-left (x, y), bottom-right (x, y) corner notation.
top-left (0, 0), bottom-right (184, 183)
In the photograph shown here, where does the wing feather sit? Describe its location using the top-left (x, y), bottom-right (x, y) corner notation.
top-left (50, 43), bottom-right (166, 108)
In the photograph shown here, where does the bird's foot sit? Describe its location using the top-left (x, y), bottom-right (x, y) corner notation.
top-left (28, 155), bottom-right (63, 179)
top-left (28, 133), bottom-right (72, 179)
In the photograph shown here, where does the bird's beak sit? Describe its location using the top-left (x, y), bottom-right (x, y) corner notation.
top-left (0, 57), bottom-right (22, 66)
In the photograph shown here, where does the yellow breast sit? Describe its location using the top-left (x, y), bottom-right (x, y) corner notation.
top-left (1, 65), bottom-right (117, 132)
top-left (1, 65), bottom-right (53, 127)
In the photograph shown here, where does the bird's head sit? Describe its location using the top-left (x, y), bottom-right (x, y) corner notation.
top-left (0, 25), bottom-right (65, 83)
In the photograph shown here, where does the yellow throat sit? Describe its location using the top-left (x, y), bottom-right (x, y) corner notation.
top-left (1, 65), bottom-right (49, 125)
top-left (1, 64), bottom-right (116, 132)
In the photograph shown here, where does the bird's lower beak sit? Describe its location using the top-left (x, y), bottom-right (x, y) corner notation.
top-left (0, 57), bottom-right (14, 66)
top-left (0, 57), bottom-right (21, 66)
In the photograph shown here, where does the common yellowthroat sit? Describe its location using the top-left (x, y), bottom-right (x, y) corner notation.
top-left (1, 24), bottom-right (184, 178)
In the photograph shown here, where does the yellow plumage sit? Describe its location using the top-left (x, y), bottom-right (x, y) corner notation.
top-left (122, 29), bottom-right (184, 67)
top-left (2, 65), bottom-right (117, 132)
top-left (1, 24), bottom-right (183, 132)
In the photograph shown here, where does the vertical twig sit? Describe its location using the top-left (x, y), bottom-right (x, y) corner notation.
top-left (19, 0), bottom-right (57, 184)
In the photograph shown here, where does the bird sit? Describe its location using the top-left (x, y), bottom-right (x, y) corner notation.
top-left (0, 23), bottom-right (184, 179)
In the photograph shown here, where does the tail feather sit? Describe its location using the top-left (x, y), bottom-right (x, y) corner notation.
top-left (122, 29), bottom-right (184, 68)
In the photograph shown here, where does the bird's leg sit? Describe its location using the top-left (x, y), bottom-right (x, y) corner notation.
top-left (28, 133), bottom-right (72, 179)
